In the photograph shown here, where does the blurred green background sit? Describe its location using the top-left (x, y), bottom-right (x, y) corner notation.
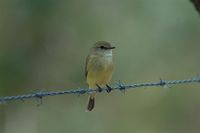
top-left (0, 0), bottom-right (200, 133)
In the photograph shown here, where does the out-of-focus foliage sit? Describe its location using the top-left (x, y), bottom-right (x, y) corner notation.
top-left (0, 0), bottom-right (200, 133)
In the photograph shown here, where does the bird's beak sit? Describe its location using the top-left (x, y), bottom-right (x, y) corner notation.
top-left (109, 46), bottom-right (116, 49)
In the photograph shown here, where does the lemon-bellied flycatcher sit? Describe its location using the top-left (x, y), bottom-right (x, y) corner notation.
top-left (85, 41), bottom-right (115, 111)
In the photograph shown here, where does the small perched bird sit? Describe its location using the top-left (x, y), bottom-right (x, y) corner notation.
top-left (85, 41), bottom-right (115, 111)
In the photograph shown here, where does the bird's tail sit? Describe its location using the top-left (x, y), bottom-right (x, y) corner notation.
top-left (86, 93), bottom-right (95, 112)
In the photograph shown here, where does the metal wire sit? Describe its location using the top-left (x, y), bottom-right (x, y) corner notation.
top-left (0, 76), bottom-right (200, 104)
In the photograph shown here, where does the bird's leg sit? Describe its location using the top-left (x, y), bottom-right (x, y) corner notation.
top-left (106, 84), bottom-right (112, 93)
top-left (96, 84), bottom-right (103, 92)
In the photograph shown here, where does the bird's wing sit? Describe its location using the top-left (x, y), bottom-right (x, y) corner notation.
top-left (85, 54), bottom-right (90, 78)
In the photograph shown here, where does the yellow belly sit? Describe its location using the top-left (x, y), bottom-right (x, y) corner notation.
top-left (86, 62), bottom-right (113, 88)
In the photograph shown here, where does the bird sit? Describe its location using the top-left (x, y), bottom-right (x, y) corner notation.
top-left (85, 41), bottom-right (115, 111)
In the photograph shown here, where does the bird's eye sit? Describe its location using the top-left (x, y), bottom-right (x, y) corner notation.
top-left (100, 46), bottom-right (105, 49)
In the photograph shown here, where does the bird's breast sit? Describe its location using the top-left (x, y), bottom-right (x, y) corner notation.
top-left (90, 55), bottom-right (113, 70)
top-left (86, 55), bottom-right (114, 87)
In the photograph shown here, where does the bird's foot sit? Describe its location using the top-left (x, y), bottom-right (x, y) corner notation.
top-left (96, 84), bottom-right (103, 92)
top-left (106, 84), bottom-right (112, 93)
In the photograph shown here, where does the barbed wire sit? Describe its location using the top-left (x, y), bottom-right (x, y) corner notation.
top-left (0, 76), bottom-right (200, 104)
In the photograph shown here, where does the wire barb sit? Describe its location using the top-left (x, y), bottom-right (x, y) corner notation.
top-left (0, 76), bottom-right (199, 104)
top-left (159, 78), bottom-right (166, 86)
top-left (116, 80), bottom-right (126, 90)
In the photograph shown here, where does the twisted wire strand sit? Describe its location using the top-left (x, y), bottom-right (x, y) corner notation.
top-left (0, 76), bottom-right (200, 103)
